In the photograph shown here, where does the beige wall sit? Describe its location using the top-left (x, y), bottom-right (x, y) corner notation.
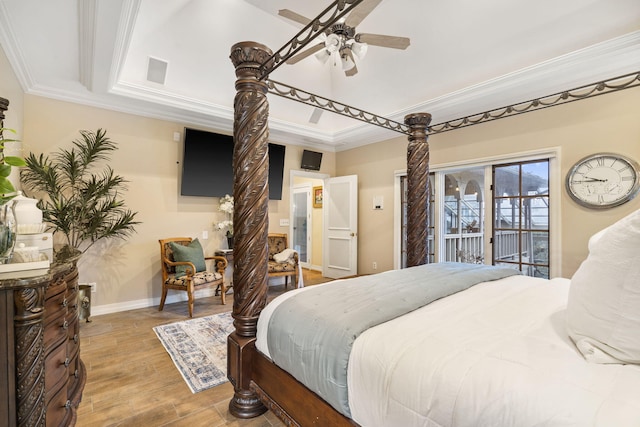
top-left (0, 45), bottom-right (25, 189)
top-left (15, 90), bottom-right (335, 313)
top-left (4, 44), bottom-right (639, 310)
top-left (337, 87), bottom-right (640, 277)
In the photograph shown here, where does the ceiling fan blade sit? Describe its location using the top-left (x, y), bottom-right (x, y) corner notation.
top-left (345, 62), bottom-right (358, 77)
top-left (278, 9), bottom-right (312, 26)
top-left (285, 43), bottom-right (326, 64)
top-left (344, 49), bottom-right (358, 77)
top-left (345, 0), bottom-right (383, 27)
top-left (357, 33), bottom-right (411, 49)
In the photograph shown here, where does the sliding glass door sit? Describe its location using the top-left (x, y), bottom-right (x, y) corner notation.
top-left (398, 157), bottom-right (551, 279)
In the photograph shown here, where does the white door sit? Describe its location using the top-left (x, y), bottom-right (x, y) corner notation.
top-left (291, 185), bottom-right (311, 268)
top-left (323, 175), bottom-right (358, 279)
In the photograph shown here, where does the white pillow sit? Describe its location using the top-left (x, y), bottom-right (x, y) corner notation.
top-left (566, 208), bottom-right (640, 364)
top-left (273, 248), bottom-right (295, 263)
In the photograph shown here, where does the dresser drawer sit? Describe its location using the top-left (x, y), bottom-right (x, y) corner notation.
top-left (45, 280), bottom-right (67, 316)
top-left (67, 322), bottom-right (80, 362)
top-left (46, 276), bottom-right (66, 301)
top-left (45, 343), bottom-right (68, 402)
top-left (45, 383), bottom-right (70, 427)
top-left (44, 310), bottom-right (68, 354)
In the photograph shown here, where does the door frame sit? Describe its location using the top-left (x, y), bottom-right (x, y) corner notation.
top-left (394, 147), bottom-right (562, 277)
top-left (290, 169), bottom-right (330, 272)
top-left (291, 183), bottom-right (312, 269)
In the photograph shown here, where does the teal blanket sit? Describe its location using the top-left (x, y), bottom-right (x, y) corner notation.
top-left (266, 262), bottom-right (520, 417)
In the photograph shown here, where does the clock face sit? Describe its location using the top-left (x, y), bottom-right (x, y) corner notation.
top-left (566, 153), bottom-right (640, 208)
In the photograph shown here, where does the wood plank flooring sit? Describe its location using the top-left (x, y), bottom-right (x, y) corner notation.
top-left (78, 269), bottom-right (331, 427)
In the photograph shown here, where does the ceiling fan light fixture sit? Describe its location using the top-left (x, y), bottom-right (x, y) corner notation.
top-left (351, 41), bottom-right (368, 60)
top-left (315, 49), bottom-right (332, 64)
top-left (325, 33), bottom-right (341, 54)
top-left (340, 48), bottom-right (356, 71)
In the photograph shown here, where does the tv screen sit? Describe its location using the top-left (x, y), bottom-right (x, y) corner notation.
top-left (180, 128), bottom-right (285, 200)
top-left (301, 149), bottom-right (322, 171)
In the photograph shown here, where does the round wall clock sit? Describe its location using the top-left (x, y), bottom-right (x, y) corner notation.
top-left (566, 152), bottom-right (640, 209)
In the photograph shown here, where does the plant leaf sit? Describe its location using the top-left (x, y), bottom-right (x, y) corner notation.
top-left (4, 156), bottom-right (26, 167)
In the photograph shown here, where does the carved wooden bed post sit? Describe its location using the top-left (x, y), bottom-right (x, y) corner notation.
top-left (404, 112), bottom-right (432, 267)
top-left (227, 41), bottom-right (273, 418)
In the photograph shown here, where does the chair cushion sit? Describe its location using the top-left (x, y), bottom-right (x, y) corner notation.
top-left (268, 235), bottom-right (287, 260)
top-left (169, 239), bottom-right (206, 278)
top-left (268, 260), bottom-right (297, 273)
top-left (566, 208), bottom-right (640, 364)
top-left (166, 270), bottom-right (223, 286)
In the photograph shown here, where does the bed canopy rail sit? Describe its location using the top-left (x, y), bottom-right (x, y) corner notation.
top-left (258, 0), bottom-right (365, 80)
top-left (428, 71), bottom-right (640, 134)
top-left (266, 80), bottom-right (409, 134)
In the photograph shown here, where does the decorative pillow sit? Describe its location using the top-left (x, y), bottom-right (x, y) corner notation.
top-left (273, 248), bottom-right (295, 263)
top-left (566, 208), bottom-right (640, 364)
top-left (169, 239), bottom-right (206, 278)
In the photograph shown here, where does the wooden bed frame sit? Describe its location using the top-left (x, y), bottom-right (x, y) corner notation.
top-left (225, 2), bottom-right (432, 424)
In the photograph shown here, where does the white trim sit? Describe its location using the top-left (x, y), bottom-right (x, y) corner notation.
top-left (289, 169), bottom-right (330, 272)
top-left (394, 148), bottom-right (561, 277)
top-left (90, 287), bottom-right (218, 317)
top-left (393, 169), bottom-right (403, 269)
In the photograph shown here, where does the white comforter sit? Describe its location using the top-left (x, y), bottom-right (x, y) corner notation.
top-left (257, 275), bottom-right (640, 427)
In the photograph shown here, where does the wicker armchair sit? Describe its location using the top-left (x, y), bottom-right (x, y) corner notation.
top-left (267, 233), bottom-right (299, 289)
top-left (159, 237), bottom-right (228, 317)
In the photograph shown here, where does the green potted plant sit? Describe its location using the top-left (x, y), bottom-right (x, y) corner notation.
top-left (20, 128), bottom-right (140, 260)
top-left (0, 128), bottom-right (27, 263)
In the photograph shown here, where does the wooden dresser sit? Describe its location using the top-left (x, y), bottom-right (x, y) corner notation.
top-left (0, 257), bottom-right (86, 427)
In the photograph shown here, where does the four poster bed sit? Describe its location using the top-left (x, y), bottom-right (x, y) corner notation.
top-left (226, 2), bottom-right (640, 426)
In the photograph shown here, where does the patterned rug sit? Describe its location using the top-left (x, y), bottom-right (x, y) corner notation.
top-left (153, 311), bottom-right (234, 393)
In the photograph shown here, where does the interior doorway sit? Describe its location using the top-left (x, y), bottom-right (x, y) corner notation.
top-left (290, 170), bottom-right (329, 272)
top-left (292, 185), bottom-right (311, 268)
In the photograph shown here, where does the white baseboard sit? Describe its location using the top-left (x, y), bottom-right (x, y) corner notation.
top-left (89, 288), bottom-right (218, 317)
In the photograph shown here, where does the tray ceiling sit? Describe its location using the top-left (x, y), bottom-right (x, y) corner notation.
top-left (0, 0), bottom-right (638, 151)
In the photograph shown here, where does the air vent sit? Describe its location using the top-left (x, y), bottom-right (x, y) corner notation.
top-left (309, 108), bottom-right (323, 124)
top-left (147, 57), bottom-right (168, 84)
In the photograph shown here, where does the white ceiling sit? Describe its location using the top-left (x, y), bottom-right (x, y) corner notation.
top-left (0, 0), bottom-right (638, 151)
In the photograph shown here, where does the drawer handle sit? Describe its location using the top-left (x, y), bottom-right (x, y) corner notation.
top-left (63, 358), bottom-right (70, 367)
top-left (64, 400), bottom-right (72, 409)
top-left (72, 334), bottom-right (79, 343)
top-left (71, 303), bottom-right (78, 309)
top-left (74, 369), bottom-right (79, 378)
top-left (62, 299), bottom-right (68, 308)
top-left (62, 320), bottom-right (69, 330)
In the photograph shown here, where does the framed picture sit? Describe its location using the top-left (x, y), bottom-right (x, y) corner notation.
top-left (313, 186), bottom-right (323, 208)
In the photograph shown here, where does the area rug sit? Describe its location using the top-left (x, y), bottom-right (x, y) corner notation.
top-left (153, 311), bottom-right (234, 393)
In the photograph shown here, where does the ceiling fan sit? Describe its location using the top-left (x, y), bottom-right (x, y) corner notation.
top-left (279, 0), bottom-right (410, 77)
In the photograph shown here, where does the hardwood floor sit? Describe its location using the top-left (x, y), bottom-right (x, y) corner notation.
top-left (78, 269), bottom-right (330, 427)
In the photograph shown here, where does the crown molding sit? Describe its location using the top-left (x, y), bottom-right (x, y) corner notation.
top-left (331, 31), bottom-right (640, 150)
top-left (0, 2), bottom-right (35, 91)
top-left (3, 0), bottom-right (638, 153)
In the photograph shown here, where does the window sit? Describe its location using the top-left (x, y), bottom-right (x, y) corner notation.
top-left (493, 160), bottom-right (550, 278)
top-left (398, 156), bottom-right (552, 279)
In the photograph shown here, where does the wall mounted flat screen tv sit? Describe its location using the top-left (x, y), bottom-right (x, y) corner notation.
top-left (180, 128), bottom-right (286, 200)
top-left (301, 149), bottom-right (322, 171)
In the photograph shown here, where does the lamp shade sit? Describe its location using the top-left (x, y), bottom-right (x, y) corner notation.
top-left (315, 49), bottom-right (332, 64)
top-left (325, 33), bottom-right (341, 53)
top-left (351, 41), bottom-right (368, 60)
top-left (340, 48), bottom-right (355, 71)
